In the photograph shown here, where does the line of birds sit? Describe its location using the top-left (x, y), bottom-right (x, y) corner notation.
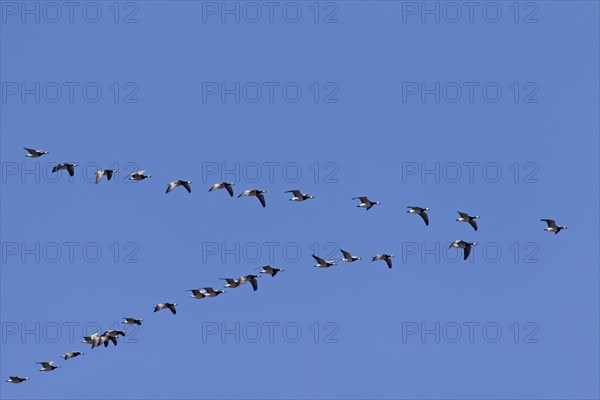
top-left (7, 147), bottom-right (568, 385)
top-left (6, 262), bottom-right (284, 384)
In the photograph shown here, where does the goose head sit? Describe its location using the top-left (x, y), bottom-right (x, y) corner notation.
top-left (474, 216), bottom-right (480, 219)
top-left (424, 207), bottom-right (430, 211)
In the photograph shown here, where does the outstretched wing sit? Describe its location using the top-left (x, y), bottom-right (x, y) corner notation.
top-left (468, 219), bottom-right (478, 231)
top-left (249, 278), bottom-right (258, 291)
top-left (340, 249), bottom-right (352, 259)
top-left (95, 170), bottom-right (103, 184)
top-left (182, 181), bottom-right (192, 193)
top-left (166, 182), bottom-right (176, 193)
top-left (225, 184), bottom-right (234, 197)
top-left (312, 254), bottom-right (325, 264)
top-left (464, 245), bottom-right (472, 260)
top-left (385, 257), bottom-right (393, 269)
top-left (257, 192), bottom-right (266, 208)
top-left (458, 211), bottom-right (469, 218)
top-left (541, 219), bottom-right (557, 228)
top-left (419, 212), bottom-right (429, 226)
top-left (167, 304), bottom-right (177, 315)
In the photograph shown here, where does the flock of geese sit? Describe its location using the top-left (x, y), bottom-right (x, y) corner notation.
top-left (6, 147), bottom-right (568, 385)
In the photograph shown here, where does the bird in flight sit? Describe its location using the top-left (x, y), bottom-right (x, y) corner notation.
top-left (220, 278), bottom-right (243, 289)
top-left (285, 190), bottom-right (314, 202)
top-left (340, 249), bottom-right (361, 262)
top-left (95, 169), bottom-right (116, 184)
top-left (456, 211), bottom-right (480, 231)
top-left (6, 376), bottom-right (29, 384)
top-left (239, 274), bottom-right (260, 291)
top-left (353, 196), bottom-right (380, 210)
top-left (154, 302), bottom-right (177, 314)
top-left (312, 254), bottom-right (337, 268)
top-left (372, 254), bottom-right (394, 269)
top-left (128, 170), bottom-right (151, 181)
top-left (449, 240), bottom-right (478, 260)
top-left (61, 352), bottom-right (84, 360)
top-left (24, 147), bottom-right (48, 158)
top-left (37, 361), bottom-right (60, 372)
top-left (238, 189), bottom-right (267, 208)
top-left (52, 163), bottom-right (78, 177)
top-left (122, 317), bottom-right (143, 326)
top-left (407, 206), bottom-right (430, 226)
top-left (201, 287), bottom-right (226, 297)
top-left (166, 180), bottom-right (192, 194)
top-left (209, 182), bottom-right (235, 197)
top-left (541, 219), bottom-right (567, 234)
top-left (259, 265), bottom-right (284, 277)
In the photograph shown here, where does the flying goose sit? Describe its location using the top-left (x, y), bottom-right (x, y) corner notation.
top-left (407, 206), bottom-right (430, 226)
top-left (285, 190), bottom-right (314, 202)
top-left (372, 254), bottom-right (394, 269)
top-left (220, 278), bottom-right (242, 288)
top-left (239, 274), bottom-right (260, 291)
top-left (187, 289), bottom-right (207, 299)
top-left (541, 219), bottom-right (567, 234)
top-left (82, 333), bottom-right (103, 349)
top-left (104, 329), bottom-right (126, 337)
top-left (122, 317), bottom-right (143, 326)
top-left (61, 351), bottom-right (84, 360)
top-left (457, 211), bottom-right (480, 231)
top-left (449, 240), bottom-right (478, 260)
top-left (24, 147), bottom-right (48, 158)
top-left (340, 249), bottom-right (361, 262)
top-left (128, 170), bottom-right (151, 181)
top-left (51, 163), bottom-right (78, 177)
top-left (209, 182), bottom-right (235, 197)
top-left (95, 169), bottom-right (116, 184)
top-left (353, 196), bottom-right (380, 210)
top-left (202, 287), bottom-right (226, 297)
top-left (6, 376), bottom-right (29, 384)
top-left (37, 362), bottom-right (60, 372)
top-left (166, 180), bottom-right (192, 194)
top-left (259, 265), bottom-right (284, 277)
top-left (238, 189), bottom-right (267, 207)
top-left (154, 302), bottom-right (177, 314)
top-left (101, 330), bottom-right (125, 346)
top-left (312, 254), bottom-right (337, 268)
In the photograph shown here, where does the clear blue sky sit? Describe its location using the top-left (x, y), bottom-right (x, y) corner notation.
top-left (1, 1), bottom-right (599, 399)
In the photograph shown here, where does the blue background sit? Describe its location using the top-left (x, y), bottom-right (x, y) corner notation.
top-left (1, 1), bottom-right (599, 399)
